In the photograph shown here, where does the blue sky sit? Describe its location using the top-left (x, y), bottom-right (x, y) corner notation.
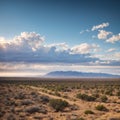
top-left (0, 0), bottom-right (120, 76)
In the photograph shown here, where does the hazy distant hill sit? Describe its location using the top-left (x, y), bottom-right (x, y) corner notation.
top-left (45, 71), bottom-right (120, 78)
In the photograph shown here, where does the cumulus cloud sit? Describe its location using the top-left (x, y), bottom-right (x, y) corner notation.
top-left (97, 30), bottom-right (112, 40)
top-left (71, 43), bottom-right (100, 54)
top-left (106, 33), bottom-right (120, 43)
top-left (0, 32), bottom-right (45, 52)
top-left (46, 43), bottom-right (69, 52)
top-left (92, 22), bottom-right (109, 31)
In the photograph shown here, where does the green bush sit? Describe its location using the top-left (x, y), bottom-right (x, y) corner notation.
top-left (84, 110), bottom-right (94, 114)
top-left (76, 93), bottom-right (96, 101)
top-left (101, 95), bottom-right (108, 102)
top-left (49, 99), bottom-right (68, 112)
top-left (95, 105), bottom-right (108, 111)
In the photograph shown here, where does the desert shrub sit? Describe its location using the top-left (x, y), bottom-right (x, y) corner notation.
top-left (14, 92), bottom-right (25, 99)
top-left (21, 99), bottom-right (33, 105)
top-left (0, 111), bottom-right (5, 117)
top-left (100, 89), bottom-right (105, 94)
top-left (76, 93), bottom-right (96, 101)
top-left (116, 91), bottom-right (120, 96)
top-left (7, 114), bottom-right (16, 120)
top-left (25, 106), bottom-right (40, 113)
top-left (84, 110), bottom-right (94, 114)
top-left (25, 105), bottom-right (47, 114)
top-left (70, 105), bottom-right (78, 110)
top-left (105, 89), bottom-right (113, 96)
top-left (31, 91), bottom-right (37, 95)
top-left (5, 100), bottom-right (15, 106)
top-left (92, 93), bottom-right (99, 98)
top-left (95, 105), bottom-right (108, 111)
top-left (49, 99), bottom-right (68, 112)
top-left (40, 96), bottom-right (49, 103)
top-left (100, 95), bottom-right (108, 102)
top-left (77, 118), bottom-right (85, 120)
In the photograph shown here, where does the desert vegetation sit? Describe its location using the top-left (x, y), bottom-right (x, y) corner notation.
top-left (0, 77), bottom-right (120, 120)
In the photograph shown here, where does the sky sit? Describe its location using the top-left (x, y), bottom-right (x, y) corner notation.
top-left (0, 0), bottom-right (120, 77)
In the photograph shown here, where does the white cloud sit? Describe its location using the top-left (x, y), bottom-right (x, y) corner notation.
top-left (97, 30), bottom-right (112, 39)
top-left (0, 32), bottom-right (100, 64)
top-left (0, 32), bottom-right (119, 67)
top-left (92, 22), bottom-right (109, 31)
top-left (0, 32), bottom-right (45, 52)
top-left (71, 43), bottom-right (100, 54)
top-left (106, 33), bottom-right (120, 43)
top-left (107, 48), bottom-right (116, 52)
top-left (46, 43), bottom-right (69, 52)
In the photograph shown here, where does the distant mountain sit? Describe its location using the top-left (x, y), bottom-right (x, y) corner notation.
top-left (45, 71), bottom-right (120, 78)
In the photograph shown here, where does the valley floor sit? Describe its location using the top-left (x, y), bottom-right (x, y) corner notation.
top-left (0, 78), bottom-right (120, 120)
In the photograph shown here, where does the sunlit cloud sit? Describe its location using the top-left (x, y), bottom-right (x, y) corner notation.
top-left (71, 43), bottom-right (100, 54)
top-left (91, 22), bottom-right (109, 31)
top-left (106, 33), bottom-right (120, 43)
top-left (0, 32), bottom-right (100, 64)
top-left (0, 32), bottom-right (45, 52)
top-left (97, 30), bottom-right (112, 40)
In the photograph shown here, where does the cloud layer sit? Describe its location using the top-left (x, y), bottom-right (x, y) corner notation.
top-left (0, 32), bottom-right (100, 64)
top-left (0, 32), bottom-right (120, 67)
top-left (106, 33), bottom-right (120, 43)
top-left (97, 30), bottom-right (112, 40)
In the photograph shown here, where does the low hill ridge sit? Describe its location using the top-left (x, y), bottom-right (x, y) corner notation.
top-left (45, 71), bottom-right (120, 78)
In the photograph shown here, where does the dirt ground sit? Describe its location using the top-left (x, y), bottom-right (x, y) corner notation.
top-left (0, 78), bottom-right (120, 120)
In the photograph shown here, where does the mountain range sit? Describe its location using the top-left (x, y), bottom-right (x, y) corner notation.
top-left (45, 71), bottom-right (120, 78)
